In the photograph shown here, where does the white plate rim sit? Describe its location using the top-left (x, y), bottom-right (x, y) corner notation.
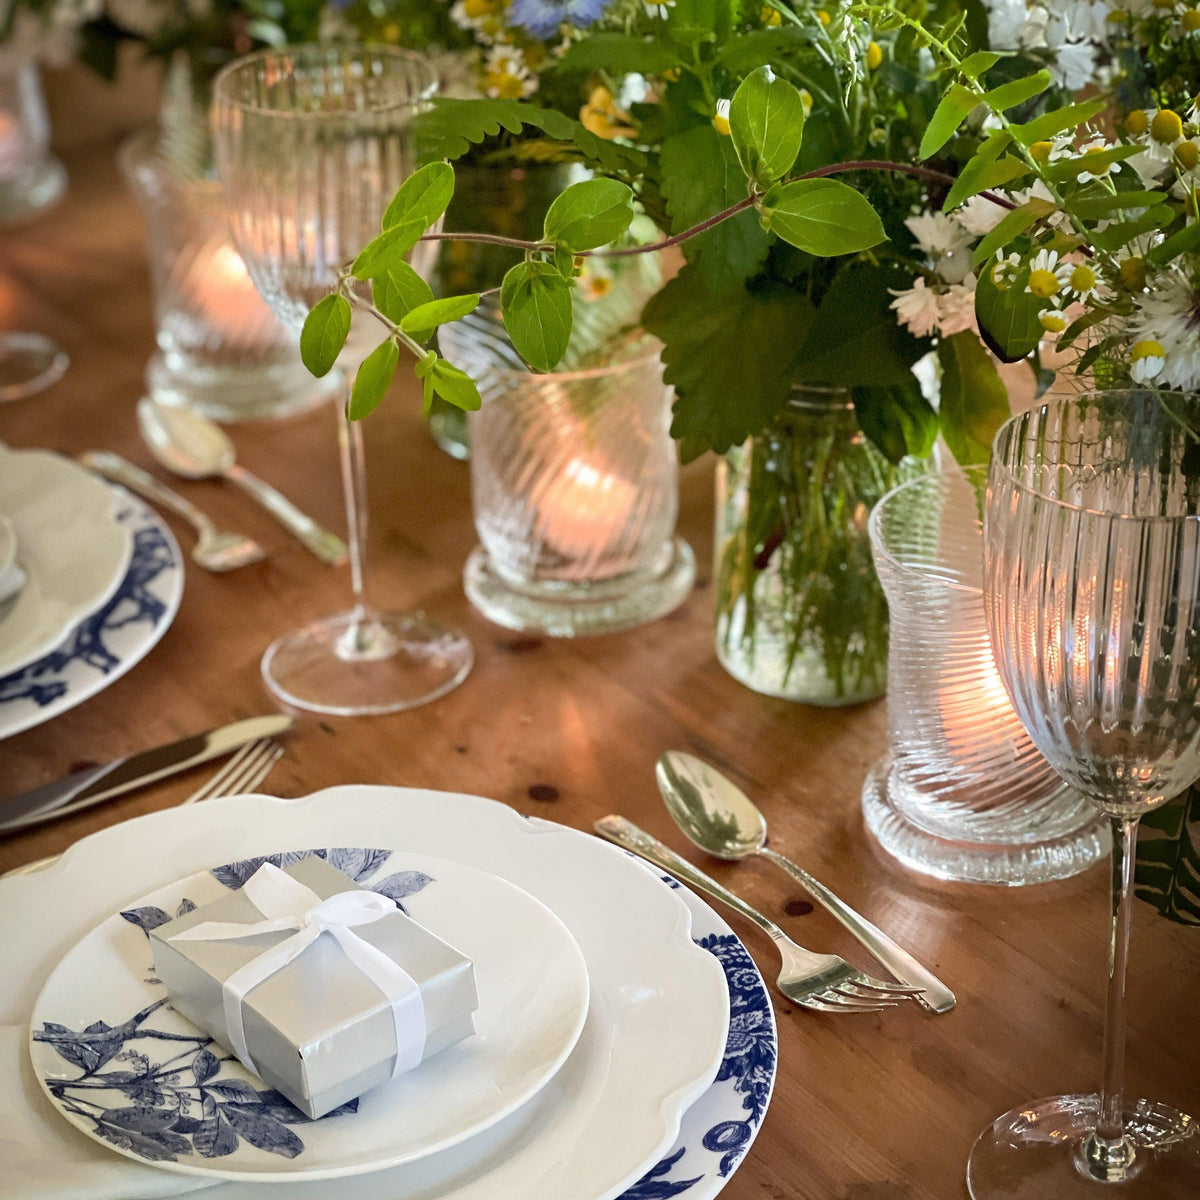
top-left (0, 489), bottom-right (183, 740)
top-left (0, 448), bottom-right (134, 675)
top-left (29, 847), bottom-right (592, 1182)
top-left (0, 788), bottom-right (774, 1200)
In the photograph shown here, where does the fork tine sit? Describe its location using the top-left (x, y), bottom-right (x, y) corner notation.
top-left (226, 743), bottom-right (283, 797)
top-left (846, 978), bottom-right (926, 997)
top-left (818, 990), bottom-right (898, 1012)
top-left (181, 739), bottom-right (265, 806)
top-left (209, 740), bottom-right (278, 799)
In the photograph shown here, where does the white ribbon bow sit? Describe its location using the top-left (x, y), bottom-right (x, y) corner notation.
top-left (169, 863), bottom-right (426, 1079)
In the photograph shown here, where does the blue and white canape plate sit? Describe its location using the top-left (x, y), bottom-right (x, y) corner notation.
top-left (31, 848), bottom-right (590, 1181)
top-left (0, 489), bottom-right (182, 740)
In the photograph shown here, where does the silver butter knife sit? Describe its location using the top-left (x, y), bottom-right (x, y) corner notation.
top-left (0, 714), bottom-right (294, 834)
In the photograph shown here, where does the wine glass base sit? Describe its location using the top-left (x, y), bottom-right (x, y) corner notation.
top-left (463, 538), bottom-right (695, 637)
top-left (968, 1094), bottom-right (1200, 1199)
top-left (0, 332), bottom-right (69, 402)
top-left (862, 756), bottom-right (1111, 885)
top-left (261, 609), bottom-right (473, 716)
top-left (0, 156), bottom-right (67, 224)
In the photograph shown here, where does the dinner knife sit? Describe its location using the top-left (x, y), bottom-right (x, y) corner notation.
top-left (0, 714), bottom-right (294, 834)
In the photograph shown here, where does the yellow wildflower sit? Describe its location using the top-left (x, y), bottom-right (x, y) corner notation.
top-left (580, 86), bottom-right (638, 140)
top-left (761, 5), bottom-right (782, 24)
top-left (1125, 109), bottom-right (1149, 136)
top-left (1150, 109), bottom-right (1183, 145)
top-left (866, 41), bottom-right (883, 69)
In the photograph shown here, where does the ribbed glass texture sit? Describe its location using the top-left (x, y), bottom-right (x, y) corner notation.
top-left (120, 129), bottom-right (330, 422)
top-left (445, 305), bottom-right (679, 588)
top-left (866, 473), bottom-right (1105, 882)
top-left (984, 391), bottom-right (1200, 818)
top-left (210, 45), bottom-right (437, 353)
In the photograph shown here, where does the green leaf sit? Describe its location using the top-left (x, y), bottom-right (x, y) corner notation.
top-left (553, 32), bottom-right (683, 75)
top-left (971, 197), bottom-right (1057, 266)
top-left (643, 263), bottom-right (815, 456)
top-left (729, 65), bottom-right (806, 185)
top-left (761, 179), bottom-right (887, 256)
top-left (351, 220), bottom-right (425, 279)
top-left (1135, 785), bottom-right (1200, 925)
top-left (299, 294), bottom-right (352, 378)
top-left (852, 379), bottom-right (939, 463)
top-left (974, 264), bottom-right (1045, 362)
top-left (1043, 143), bottom-right (1141, 182)
top-left (500, 262), bottom-right (573, 372)
top-left (792, 265), bottom-right (926, 387)
top-left (1010, 98), bottom-right (1107, 146)
top-left (372, 261), bottom-right (434, 324)
top-left (920, 84), bottom-right (979, 160)
top-left (659, 123), bottom-right (771, 288)
top-left (1070, 191), bottom-right (1170, 219)
top-left (347, 339), bottom-right (400, 421)
top-left (415, 99), bottom-right (649, 180)
top-left (1149, 219), bottom-right (1200, 266)
top-left (1090, 208), bottom-right (1175, 253)
top-left (979, 69), bottom-right (1051, 113)
top-left (959, 51), bottom-right (1004, 80)
top-left (542, 178), bottom-right (635, 251)
top-left (715, 26), bottom-right (810, 71)
top-left (399, 294), bottom-right (480, 341)
top-left (430, 359), bottom-right (482, 411)
top-left (943, 156), bottom-right (1032, 212)
top-left (942, 131), bottom-right (1014, 210)
top-left (382, 162), bottom-right (455, 232)
top-left (937, 330), bottom-right (1010, 465)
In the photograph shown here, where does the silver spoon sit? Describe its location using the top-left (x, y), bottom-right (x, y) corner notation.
top-left (137, 398), bottom-right (348, 566)
top-left (80, 451), bottom-right (265, 572)
top-left (656, 751), bottom-right (956, 1014)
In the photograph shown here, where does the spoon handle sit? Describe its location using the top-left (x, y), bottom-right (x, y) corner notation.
top-left (759, 847), bottom-right (956, 1014)
top-left (80, 451), bottom-right (215, 538)
top-left (224, 465), bottom-right (348, 566)
top-left (595, 816), bottom-right (786, 943)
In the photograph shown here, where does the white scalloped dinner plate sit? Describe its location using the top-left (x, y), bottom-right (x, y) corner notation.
top-left (0, 448), bottom-right (133, 676)
top-left (0, 788), bottom-right (762, 1200)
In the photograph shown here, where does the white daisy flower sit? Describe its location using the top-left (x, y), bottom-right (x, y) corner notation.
top-left (1129, 272), bottom-right (1200, 390)
top-left (905, 210), bottom-right (973, 260)
top-left (1129, 340), bottom-right (1166, 383)
top-left (1051, 40), bottom-right (1099, 90)
top-left (955, 194), bottom-right (1010, 236)
top-left (889, 278), bottom-right (942, 338)
top-left (992, 250), bottom-right (1022, 288)
top-left (1025, 248), bottom-right (1072, 302)
top-left (1076, 136), bottom-right (1118, 182)
top-left (1039, 304), bottom-right (1070, 335)
top-left (483, 44), bottom-right (537, 99)
top-left (1064, 260), bottom-right (1107, 301)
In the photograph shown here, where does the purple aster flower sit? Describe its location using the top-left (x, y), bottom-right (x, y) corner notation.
top-left (507, 0), bottom-right (609, 39)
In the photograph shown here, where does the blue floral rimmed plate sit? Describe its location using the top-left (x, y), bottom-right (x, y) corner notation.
top-left (31, 848), bottom-right (590, 1182)
top-left (0, 491), bottom-right (183, 740)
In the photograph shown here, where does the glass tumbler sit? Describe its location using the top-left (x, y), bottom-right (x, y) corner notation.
top-left (862, 471), bottom-right (1108, 884)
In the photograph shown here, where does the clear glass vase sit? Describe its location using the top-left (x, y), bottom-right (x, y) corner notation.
top-left (715, 388), bottom-right (916, 704)
top-left (0, 57), bottom-right (65, 223)
top-left (443, 300), bottom-right (694, 636)
top-left (862, 471), bottom-right (1109, 884)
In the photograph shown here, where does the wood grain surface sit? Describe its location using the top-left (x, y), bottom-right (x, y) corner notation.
top-left (0, 61), bottom-right (1196, 1200)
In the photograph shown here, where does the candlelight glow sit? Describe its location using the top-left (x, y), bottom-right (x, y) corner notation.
top-left (536, 454), bottom-right (639, 573)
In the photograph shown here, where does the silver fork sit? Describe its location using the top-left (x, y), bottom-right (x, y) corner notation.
top-left (595, 816), bottom-right (924, 1014)
top-left (1, 737), bottom-right (284, 880)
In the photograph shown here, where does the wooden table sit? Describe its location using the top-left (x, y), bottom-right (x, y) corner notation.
top-left (1, 62), bottom-right (1197, 1200)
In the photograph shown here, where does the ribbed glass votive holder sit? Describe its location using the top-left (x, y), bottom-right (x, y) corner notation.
top-left (861, 472), bottom-right (1109, 884)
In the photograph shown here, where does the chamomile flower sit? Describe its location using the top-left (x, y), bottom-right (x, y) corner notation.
top-left (889, 278), bottom-right (942, 338)
top-left (1076, 136), bottom-right (1118, 182)
top-left (1039, 306), bottom-right (1069, 334)
top-left (1129, 272), bottom-right (1200, 390)
top-left (712, 98), bottom-right (731, 136)
top-left (483, 44), bottom-right (537, 98)
top-left (1025, 248), bottom-right (1072, 300)
top-left (1129, 340), bottom-right (1166, 383)
top-left (1065, 261), bottom-right (1106, 301)
top-left (992, 250), bottom-right (1022, 288)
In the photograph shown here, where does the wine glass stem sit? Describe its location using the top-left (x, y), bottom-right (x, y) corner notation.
top-left (1084, 814), bottom-right (1141, 1181)
top-left (337, 396), bottom-right (369, 619)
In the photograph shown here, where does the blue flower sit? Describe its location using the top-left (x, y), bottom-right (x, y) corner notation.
top-left (507, 0), bottom-right (609, 39)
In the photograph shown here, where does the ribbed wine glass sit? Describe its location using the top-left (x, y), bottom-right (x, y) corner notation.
top-left (971, 390), bottom-right (1200, 1197)
top-left (211, 45), bottom-right (473, 715)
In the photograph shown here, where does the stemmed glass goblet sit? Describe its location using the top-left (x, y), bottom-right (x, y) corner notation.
top-left (211, 45), bottom-right (473, 715)
top-left (971, 390), bottom-right (1200, 1197)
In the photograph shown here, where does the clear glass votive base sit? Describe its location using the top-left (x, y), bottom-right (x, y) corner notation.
top-left (0, 331), bottom-right (68, 401)
top-left (146, 350), bottom-right (341, 424)
top-left (464, 536), bottom-right (695, 637)
top-left (862, 755), bottom-right (1110, 886)
top-left (967, 1094), bottom-right (1200, 1199)
top-left (261, 608), bottom-right (474, 716)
